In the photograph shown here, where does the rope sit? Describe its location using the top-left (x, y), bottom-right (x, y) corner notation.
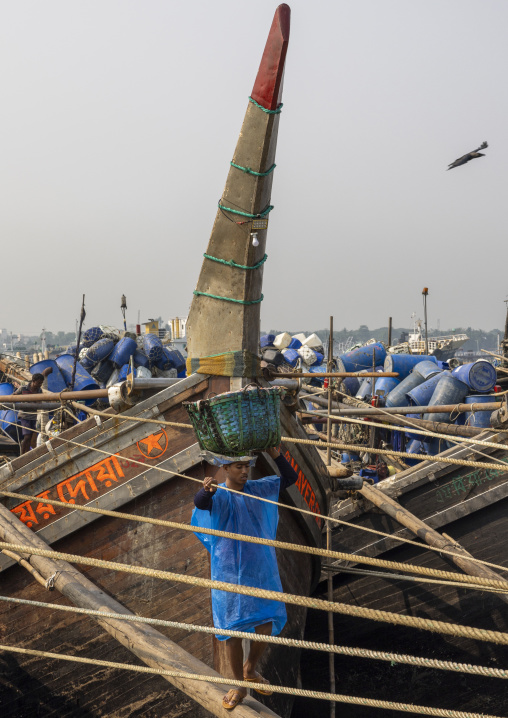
top-left (248, 96), bottom-right (283, 114)
top-left (218, 202), bottom-right (273, 218)
top-left (203, 252), bottom-right (268, 270)
top-left (1, 541), bottom-right (507, 646)
top-left (230, 161), bottom-right (276, 176)
top-left (4, 409), bottom-right (508, 580)
top-left (1, 595), bottom-right (506, 679)
top-left (304, 410), bottom-right (508, 456)
top-left (281, 434), bottom-right (508, 473)
top-left (0, 644), bottom-right (502, 717)
top-left (4, 487), bottom-right (507, 594)
top-left (324, 385), bottom-right (508, 465)
top-left (193, 290), bottom-right (263, 305)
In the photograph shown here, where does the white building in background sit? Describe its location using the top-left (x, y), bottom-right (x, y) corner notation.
top-left (168, 317), bottom-right (187, 355)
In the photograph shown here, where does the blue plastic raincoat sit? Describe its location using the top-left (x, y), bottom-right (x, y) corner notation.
top-left (191, 476), bottom-right (287, 640)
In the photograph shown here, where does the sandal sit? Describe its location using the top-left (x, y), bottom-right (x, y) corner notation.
top-left (243, 672), bottom-right (273, 696)
top-left (222, 689), bottom-right (245, 710)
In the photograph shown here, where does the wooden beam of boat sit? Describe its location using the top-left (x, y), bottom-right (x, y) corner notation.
top-left (300, 409), bottom-right (489, 439)
top-left (358, 482), bottom-right (508, 604)
top-left (186, 4), bottom-right (290, 360)
top-left (0, 389), bottom-right (109, 402)
top-left (274, 371), bottom-right (399, 379)
top-left (0, 502), bottom-right (281, 717)
top-left (303, 400), bottom-right (501, 416)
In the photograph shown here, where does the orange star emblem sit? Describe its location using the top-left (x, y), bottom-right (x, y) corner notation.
top-left (137, 429), bottom-right (168, 459)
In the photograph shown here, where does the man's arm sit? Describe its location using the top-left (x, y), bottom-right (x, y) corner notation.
top-left (266, 447), bottom-right (298, 490)
top-left (194, 476), bottom-right (217, 511)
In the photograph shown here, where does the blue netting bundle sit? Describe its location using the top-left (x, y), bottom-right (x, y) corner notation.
top-left (142, 334), bottom-right (163, 365)
top-left (191, 476), bottom-right (287, 640)
top-left (82, 327), bottom-right (104, 347)
top-left (156, 347), bottom-right (186, 371)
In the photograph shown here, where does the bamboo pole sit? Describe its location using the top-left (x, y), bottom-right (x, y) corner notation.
top-left (357, 482), bottom-right (508, 605)
top-left (271, 371), bottom-right (398, 379)
top-left (326, 317), bottom-right (335, 718)
top-left (0, 503), bottom-right (280, 717)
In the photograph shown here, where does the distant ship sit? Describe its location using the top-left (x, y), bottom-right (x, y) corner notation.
top-left (389, 318), bottom-right (468, 360)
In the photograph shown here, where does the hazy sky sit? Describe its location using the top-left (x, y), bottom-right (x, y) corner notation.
top-left (2, 0), bottom-right (507, 336)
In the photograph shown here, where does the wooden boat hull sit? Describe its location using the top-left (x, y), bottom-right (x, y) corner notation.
top-left (292, 433), bottom-right (508, 717)
top-left (0, 374), bottom-right (329, 717)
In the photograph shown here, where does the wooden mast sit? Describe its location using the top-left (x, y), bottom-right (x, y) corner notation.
top-left (186, 4), bottom-right (290, 361)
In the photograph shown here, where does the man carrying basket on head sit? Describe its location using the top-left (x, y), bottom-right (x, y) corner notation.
top-left (192, 446), bottom-right (298, 711)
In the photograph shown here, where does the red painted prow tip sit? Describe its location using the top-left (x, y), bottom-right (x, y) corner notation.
top-left (251, 4), bottom-right (290, 111)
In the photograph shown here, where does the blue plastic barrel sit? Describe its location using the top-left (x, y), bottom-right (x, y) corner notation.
top-left (414, 360), bottom-right (441, 381)
top-left (170, 349), bottom-right (186, 371)
top-left (0, 409), bottom-right (18, 436)
top-left (423, 374), bottom-right (469, 423)
top-left (55, 354), bottom-right (99, 393)
top-left (117, 364), bottom-right (132, 382)
top-left (356, 377), bottom-right (372, 399)
top-left (452, 360), bottom-right (496, 393)
top-left (407, 370), bottom-right (448, 406)
top-left (133, 350), bottom-right (149, 368)
top-left (281, 348), bottom-right (299, 367)
top-left (385, 371), bottom-right (427, 408)
top-left (30, 359), bottom-right (67, 393)
top-left (110, 337), bottom-right (137, 367)
top-left (405, 414), bottom-right (421, 441)
top-left (91, 360), bottom-right (115, 384)
top-left (260, 334), bottom-right (275, 348)
top-left (142, 334), bottom-right (164, 365)
top-left (336, 342), bottom-right (386, 373)
top-left (313, 351), bottom-right (324, 366)
top-left (463, 395), bottom-right (494, 428)
top-left (0, 382), bottom-right (14, 395)
top-left (87, 338), bottom-right (116, 363)
top-left (405, 439), bottom-right (424, 466)
top-left (288, 337), bottom-right (302, 350)
top-left (372, 377), bottom-right (399, 398)
top-left (306, 364), bottom-right (325, 387)
top-left (156, 347), bottom-right (175, 371)
top-left (384, 354), bottom-right (438, 380)
top-left (341, 376), bottom-right (360, 396)
top-left (80, 354), bottom-right (96, 370)
top-left (423, 438), bottom-right (440, 455)
top-left (341, 452), bottom-right (360, 464)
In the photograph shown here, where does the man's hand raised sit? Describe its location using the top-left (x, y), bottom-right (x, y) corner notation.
top-left (203, 476), bottom-right (218, 493)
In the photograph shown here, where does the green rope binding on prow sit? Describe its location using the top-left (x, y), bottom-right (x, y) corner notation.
top-left (203, 253), bottom-right (267, 270)
top-left (230, 161), bottom-right (276, 177)
top-left (248, 96), bottom-right (283, 114)
top-left (218, 203), bottom-right (273, 219)
top-left (193, 291), bottom-right (263, 305)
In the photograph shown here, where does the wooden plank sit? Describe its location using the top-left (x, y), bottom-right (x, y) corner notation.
top-left (0, 501), bottom-right (282, 718)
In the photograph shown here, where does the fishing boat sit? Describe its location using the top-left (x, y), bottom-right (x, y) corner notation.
top-left (0, 6), bottom-right (332, 717)
top-left (291, 412), bottom-right (508, 717)
top-left (389, 318), bottom-right (469, 361)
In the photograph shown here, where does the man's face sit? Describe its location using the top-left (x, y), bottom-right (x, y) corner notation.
top-left (224, 461), bottom-right (251, 488)
top-left (31, 378), bottom-right (43, 392)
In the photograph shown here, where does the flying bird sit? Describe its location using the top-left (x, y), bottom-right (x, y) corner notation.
top-left (447, 141), bottom-right (488, 170)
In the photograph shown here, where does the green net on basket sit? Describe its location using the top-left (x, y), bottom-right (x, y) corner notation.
top-left (183, 384), bottom-right (283, 456)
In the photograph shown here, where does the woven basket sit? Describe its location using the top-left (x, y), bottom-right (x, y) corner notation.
top-left (184, 384), bottom-right (283, 456)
